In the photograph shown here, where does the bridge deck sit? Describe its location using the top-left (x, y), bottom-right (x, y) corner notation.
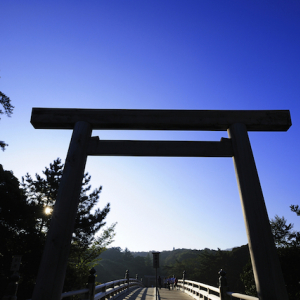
top-left (115, 287), bottom-right (193, 300)
top-left (116, 287), bottom-right (154, 300)
top-left (158, 288), bottom-right (193, 300)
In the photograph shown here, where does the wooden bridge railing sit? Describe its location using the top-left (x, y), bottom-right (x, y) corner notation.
top-left (60, 278), bottom-right (143, 300)
top-left (177, 279), bottom-right (258, 300)
top-left (61, 278), bottom-right (258, 300)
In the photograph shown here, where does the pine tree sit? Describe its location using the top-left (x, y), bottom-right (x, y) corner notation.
top-left (21, 158), bottom-right (114, 291)
top-left (290, 204), bottom-right (300, 216)
top-left (0, 159), bottom-right (114, 298)
top-left (21, 158), bottom-right (111, 247)
top-left (0, 91), bottom-right (14, 150)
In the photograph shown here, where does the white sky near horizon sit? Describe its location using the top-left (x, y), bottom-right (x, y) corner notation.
top-left (1, 0), bottom-right (300, 252)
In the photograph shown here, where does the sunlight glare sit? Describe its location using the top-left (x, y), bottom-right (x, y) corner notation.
top-left (45, 207), bottom-right (52, 215)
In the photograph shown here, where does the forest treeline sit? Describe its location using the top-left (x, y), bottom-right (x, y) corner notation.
top-left (95, 245), bottom-right (250, 293)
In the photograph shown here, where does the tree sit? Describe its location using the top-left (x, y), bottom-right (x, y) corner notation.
top-left (0, 165), bottom-right (36, 235)
top-left (0, 164), bottom-right (43, 299)
top-left (241, 247), bottom-right (300, 299)
top-left (21, 158), bottom-right (113, 291)
top-left (123, 247), bottom-right (134, 261)
top-left (64, 223), bottom-right (116, 291)
top-left (270, 215), bottom-right (300, 248)
top-left (290, 204), bottom-right (300, 216)
top-left (240, 261), bottom-right (256, 297)
top-left (240, 209), bottom-right (300, 299)
top-left (145, 252), bottom-right (152, 267)
top-left (21, 158), bottom-right (111, 246)
top-left (1, 159), bottom-right (114, 299)
top-left (289, 204), bottom-right (300, 246)
top-left (161, 246), bottom-right (249, 292)
top-left (270, 215), bottom-right (295, 247)
top-left (0, 91), bottom-right (14, 150)
top-left (94, 248), bottom-right (154, 284)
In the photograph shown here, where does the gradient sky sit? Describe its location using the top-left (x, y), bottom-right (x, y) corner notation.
top-left (1, 0), bottom-right (300, 252)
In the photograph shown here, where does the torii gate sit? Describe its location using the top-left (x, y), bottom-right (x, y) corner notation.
top-left (30, 108), bottom-right (291, 300)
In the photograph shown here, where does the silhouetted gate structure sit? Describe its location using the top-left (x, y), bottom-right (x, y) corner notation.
top-left (30, 108), bottom-right (291, 300)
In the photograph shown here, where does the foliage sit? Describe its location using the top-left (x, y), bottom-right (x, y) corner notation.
top-left (94, 247), bottom-right (155, 283)
top-left (161, 246), bottom-right (249, 292)
top-left (240, 247), bottom-right (300, 300)
top-left (95, 246), bottom-right (249, 292)
top-left (276, 246), bottom-right (300, 299)
top-left (0, 92), bottom-right (13, 118)
top-left (240, 206), bottom-right (300, 299)
top-left (0, 91), bottom-right (14, 150)
top-left (0, 164), bottom-right (43, 299)
top-left (0, 160), bottom-right (113, 299)
top-left (240, 261), bottom-right (256, 297)
top-left (290, 204), bottom-right (300, 216)
top-left (270, 214), bottom-right (300, 248)
top-left (21, 158), bottom-right (111, 245)
top-left (64, 223), bottom-right (116, 291)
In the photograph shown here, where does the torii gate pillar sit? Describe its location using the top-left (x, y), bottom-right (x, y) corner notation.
top-left (32, 121), bottom-right (92, 300)
top-left (228, 123), bottom-right (288, 299)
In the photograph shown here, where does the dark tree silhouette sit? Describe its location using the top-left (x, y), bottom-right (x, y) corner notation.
top-left (1, 160), bottom-right (114, 299)
top-left (241, 211), bottom-right (300, 299)
top-left (0, 91), bottom-right (14, 150)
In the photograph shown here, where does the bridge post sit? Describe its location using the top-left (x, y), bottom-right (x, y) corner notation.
top-left (228, 123), bottom-right (288, 300)
top-left (87, 268), bottom-right (96, 300)
top-left (2, 273), bottom-right (20, 300)
top-left (125, 270), bottom-right (129, 293)
top-left (218, 269), bottom-right (228, 300)
top-left (32, 121), bottom-right (92, 300)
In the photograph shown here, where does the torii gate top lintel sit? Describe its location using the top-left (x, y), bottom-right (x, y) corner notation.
top-left (31, 108), bottom-right (291, 131)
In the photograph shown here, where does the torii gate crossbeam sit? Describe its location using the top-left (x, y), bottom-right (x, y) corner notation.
top-left (30, 109), bottom-right (291, 300)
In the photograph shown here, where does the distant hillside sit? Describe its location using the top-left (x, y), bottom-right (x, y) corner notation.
top-left (94, 245), bottom-right (250, 293)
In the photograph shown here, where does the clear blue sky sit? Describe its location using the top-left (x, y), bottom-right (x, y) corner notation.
top-left (1, 0), bottom-right (299, 252)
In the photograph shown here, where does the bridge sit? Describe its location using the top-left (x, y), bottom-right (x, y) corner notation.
top-left (60, 275), bottom-right (258, 300)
